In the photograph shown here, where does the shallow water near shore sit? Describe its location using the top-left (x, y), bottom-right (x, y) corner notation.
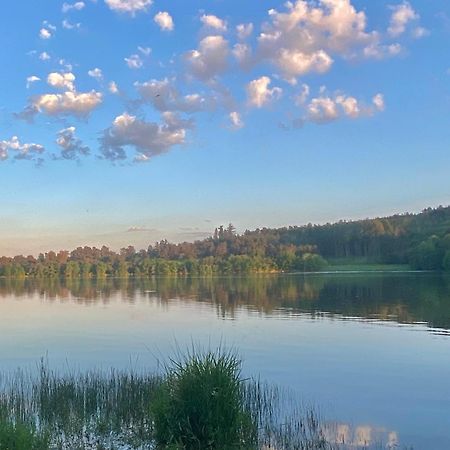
top-left (0, 272), bottom-right (449, 449)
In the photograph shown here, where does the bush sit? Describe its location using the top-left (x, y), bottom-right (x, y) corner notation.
top-left (0, 422), bottom-right (49, 450)
top-left (151, 350), bottom-right (256, 450)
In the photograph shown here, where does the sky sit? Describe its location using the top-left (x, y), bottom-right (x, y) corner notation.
top-left (0, 0), bottom-right (449, 256)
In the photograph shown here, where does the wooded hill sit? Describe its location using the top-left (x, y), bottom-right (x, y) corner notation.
top-left (1, 205), bottom-right (449, 277)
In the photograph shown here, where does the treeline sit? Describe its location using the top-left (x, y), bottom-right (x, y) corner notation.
top-left (1, 205), bottom-right (449, 278)
top-left (0, 238), bottom-right (327, 278)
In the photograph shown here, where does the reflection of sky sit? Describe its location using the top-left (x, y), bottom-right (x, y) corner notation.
top-left (2, 292), bottom-right (450, 449)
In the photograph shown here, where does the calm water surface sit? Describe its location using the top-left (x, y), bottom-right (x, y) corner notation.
top-left (1, 272), bottom-right (449, 449)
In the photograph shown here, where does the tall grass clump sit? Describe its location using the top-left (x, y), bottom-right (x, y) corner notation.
top-left (151, 349), bottom-right (257, 449)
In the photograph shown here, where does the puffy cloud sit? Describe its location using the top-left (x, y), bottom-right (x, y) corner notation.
top-left (32, 91), bottom-right (102, 117)
top-left (246, 76), bottom-right (282, 108)
top-left (125, 54), bottom-right (143, 69)
top-left (372, 93), bottom-right (385, 111)
top-left (306, 96), bottom-right (339, 123)
top-left (62, 2), bottom-right (85, 13)
top-left (154, 11), bottom-right (174, 31)
top-left (276, 49), bottom-right (333, 83)
top-left (255, 0), bottom-right (384, 82)
top-left (335, 95), bottom-right (361, 118)
top-left (47, 72), bottom-right (76, 91)
top-left (26, 76), bottom-right (41, 88)
top-left (135, 78), bottom-right (209, 113)
top-left (232, 43), bottom-right (252, 69)
top-left (236, 23), bottom-right (253, 40)
top-left (305, 90), bottom-right (385, 123)
top-left (39, 28), bottom-right (52, 39)
top-left (55, 126), bottom-right (90, 160)
top-left (88, 68), bottom-right (103, 80)
top-left (109, 81), bottom-right (119, 94)
top-left (100, 112), bottom-right (193, 161)
top-left (105, 0), bottom-right (152, 15)
top-left (185, 35), bottom-right (229, 81)
top-left (388, 2), bottom-right (418, 37)
top-left (39, 52), bottom-right (51, 61)
top-left (229, 111), bottom-right (244, 129)
top-left (0, 136), bottom-right (45, 162)
top-left (200, 14), bottom-right (227, 32)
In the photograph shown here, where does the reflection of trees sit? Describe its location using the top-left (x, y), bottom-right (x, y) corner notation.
top-left (0, 274), bottom-right (449, 330)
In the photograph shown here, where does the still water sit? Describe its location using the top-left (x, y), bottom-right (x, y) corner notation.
top-left (0, 272), bottom-right (449, 449)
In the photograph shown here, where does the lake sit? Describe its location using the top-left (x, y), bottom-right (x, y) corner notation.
top-left (0, 272), bottom-right (449, 449)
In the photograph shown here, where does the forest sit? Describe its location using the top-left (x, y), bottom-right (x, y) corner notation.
top-left (0, 205), bottom-right (449, 278)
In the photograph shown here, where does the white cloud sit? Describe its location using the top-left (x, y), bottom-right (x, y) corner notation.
top-left (185, 35), bottom-right (229, 81)
top-left (154, 11), bottom-right (174, 31)
top-left (372, 93), bottom-right (385, 111)
top-left (32, 91), bottom-right (102, 117)
top-left (100, 112), bottom-right (193, 161)
top-left (363, 42), bottom-right (402, 59)
top-left (232, 43), bottom-right (252, 69)
top-left (105, 0), bottom-right (152, 15)
top-left (109, 81), bottom-right (119, 94)
top-left (136, 78), bottom-right (210, 113)
top-left (335, 95), bottom-right (361, 118)
top-left (388, 2), bottom-right (419, 37)
top-left (62, 2), bottom-right (85, 13)
top-left (125, 54), bottom-right (143, 69)
top-left (276, 49), bottom-right (333, 84)
top-left (236, 23), bottom-right (253, 40)
top-left (0, 136), bottom-right (45, 162)
top-left (305, 90), bottom-right (385, 123)
top-left (56, 127), bottom-right (90, 160)
top-left (255, 0), bottom-right (385, 82)
top-left (200, 14), bottom-right (227, 32)
top-left (62, 19), bottom-right (81, 30)
top-left (26, 76), bottom-right (41, 88)
top-left (47, 72), bottom-right (76, 91)
top-left (88, 68), bottom-right (103, 80)
top-left (246, 76), bottom-right (282, 108)
top-left (39, 52), bottom-right (51, 61)
top-left (59, 59), bottom-right (73, 71)
top-left (307, 96), bottom-right (339, 123)
top-left (39, 28), bottom-right (52, 39)
top-left (229, 111), bottom-right (244, 129)
top-left (138, 46), bottom-right (151, 56)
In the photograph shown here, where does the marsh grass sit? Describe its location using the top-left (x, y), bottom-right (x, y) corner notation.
top-left (151, 349), bottom-right (257, 449)
top-left (0, 354), bottom-right (401, 450)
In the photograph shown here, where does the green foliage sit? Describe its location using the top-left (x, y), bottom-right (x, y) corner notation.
top-left (408, 234), bottom-right (450, 270)
top-left (151, 350), bottom-right (256, 449)
top-left (2, 205), bottom-right (450, 278)
top-left (0, 421), bottom-right (49, 450)
top-left (294, 253), bottom-right (328, 272)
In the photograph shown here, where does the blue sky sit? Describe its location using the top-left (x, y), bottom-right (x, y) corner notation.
top-left (0, 0), bottom-right (449, 255)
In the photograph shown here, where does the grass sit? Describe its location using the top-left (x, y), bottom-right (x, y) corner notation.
top-left (326, 259), bottom-right (410, 272)
top-left (0, 353), bottom-right (405, 450)
top-left (0, 421), bottom-right (49, 450)
top-left (151, 349), bottom-right (256, 449)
